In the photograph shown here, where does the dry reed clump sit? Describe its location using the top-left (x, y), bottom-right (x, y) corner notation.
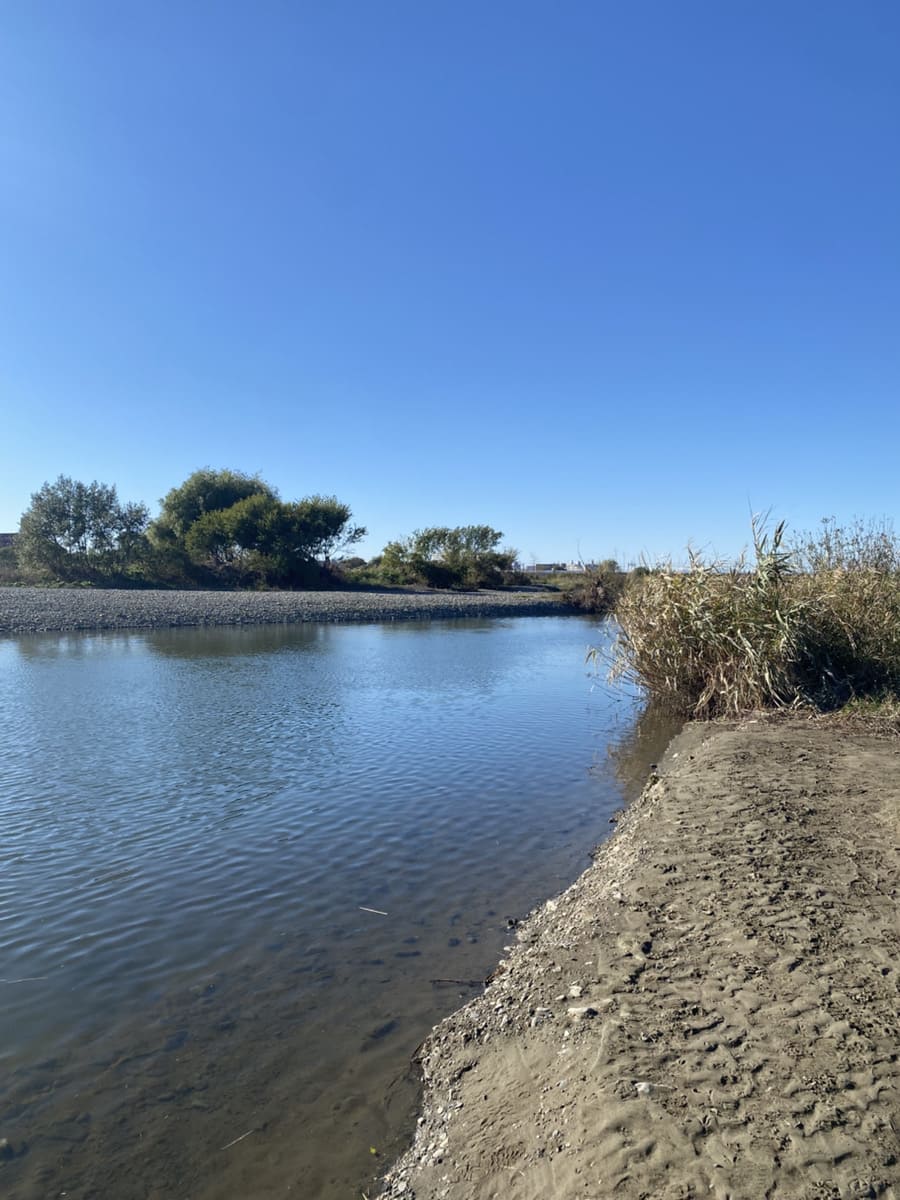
top-left (794, 567), bottom-right (900, 700)
top-left (610, 518), bottom-right (900, 718)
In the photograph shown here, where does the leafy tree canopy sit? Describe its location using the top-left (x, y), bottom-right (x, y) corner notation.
top-left (379, 525), bottom-right (516, 589)
top-left (151, 468), bottom-right (276, 544)
top-left (157, 468), bottom-right (366, 585)
top-left (18, 476), bottom-right (149, 580)
top-left (10, 467), bottom-right (366, 589)
top-left (184, 494), bottom-right (363, 569)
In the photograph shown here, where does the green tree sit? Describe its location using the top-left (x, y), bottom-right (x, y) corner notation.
top-left (184, 493), bottom-right (272, 570)
top-left (151, 468), bottom-right (276, 546)
top-left (379, 525), bottom-right (515, 589)
top-left (174, 476), bottom-right (365, 586)
top-left (18, 476), bottom-right (150, 580)
top-left (283, 496), bottom-right (366, 564)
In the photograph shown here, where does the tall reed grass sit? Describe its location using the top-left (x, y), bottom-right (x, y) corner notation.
top-left (610, 517), bottom-right (900, 717)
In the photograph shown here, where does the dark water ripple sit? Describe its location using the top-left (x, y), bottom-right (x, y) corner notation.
top-left (0, 617), bottom-right (670, 1200)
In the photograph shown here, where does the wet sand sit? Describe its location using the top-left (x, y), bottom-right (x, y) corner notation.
top-left (380, 718), bottom-right (900, 1199)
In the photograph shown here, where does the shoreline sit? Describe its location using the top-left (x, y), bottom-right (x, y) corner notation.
top-left (0, 586), bottom-right (566, 636)
top-left (378, 717), bottom-right (900, 1199)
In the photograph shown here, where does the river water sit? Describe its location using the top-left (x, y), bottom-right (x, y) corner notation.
top-left (0, 616), bottom-right (673, 1199)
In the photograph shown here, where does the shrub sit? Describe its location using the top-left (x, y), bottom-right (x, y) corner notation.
top-left (0, 543), bottom-right (22, 584)
top-left (375, 526), bottom-right (516, 590)
top-left (563, 560), bottom-right (627, 614)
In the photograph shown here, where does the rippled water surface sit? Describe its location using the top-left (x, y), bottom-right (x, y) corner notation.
top-left (0, 616), bottom-right (672, 1199)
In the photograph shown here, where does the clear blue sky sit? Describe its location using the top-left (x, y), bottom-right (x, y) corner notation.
top-left (2, 2), bottom-right (898, 564)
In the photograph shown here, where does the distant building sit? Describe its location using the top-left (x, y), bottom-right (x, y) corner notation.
top-left (527, 560), bottom-right (604, 575)
top-left (0, 532), bottom-right (16, 548)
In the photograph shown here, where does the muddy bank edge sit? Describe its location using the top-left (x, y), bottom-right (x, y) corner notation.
top-left (378, 718), bottom-right (900, 1200)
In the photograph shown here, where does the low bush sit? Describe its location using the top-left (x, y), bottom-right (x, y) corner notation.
top-left (558, 560), bottom-right (628, 615)
top-left (374, 526), bottom-right (517, 590)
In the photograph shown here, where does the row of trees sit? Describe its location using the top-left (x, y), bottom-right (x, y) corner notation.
top-left (14, 469), bottom-right (365, 587)
top-left (9, 470), bottom-right (520, 591)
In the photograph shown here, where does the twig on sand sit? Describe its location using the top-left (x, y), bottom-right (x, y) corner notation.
top-left (359, 906), bottom-right (389, 916)
top-left (221, 1129), bottom-right (256, 1151)
top-left (0, 976), bottom-right (49, 983)
top-left (430, 978), bottom-right (482, 987)
top-left (624, 1079), bottom-right (677, 1093)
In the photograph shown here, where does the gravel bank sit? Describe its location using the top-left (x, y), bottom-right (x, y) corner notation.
top-left (0, 586), bottom-right (567, 636)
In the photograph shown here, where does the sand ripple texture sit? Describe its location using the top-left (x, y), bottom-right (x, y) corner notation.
top-left (380, 719), bottom-right (900, 1200)
top-left (0, 587), bottom-right (564, 635)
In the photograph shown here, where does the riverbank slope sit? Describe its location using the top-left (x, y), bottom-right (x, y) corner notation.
top-left (0, 587), bottom-right (564, 635)
top-left (379, 719), bottom-right (900, 1200)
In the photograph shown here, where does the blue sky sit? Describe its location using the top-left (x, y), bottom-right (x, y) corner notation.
top-left (2, 2), bottom-right (898, 565)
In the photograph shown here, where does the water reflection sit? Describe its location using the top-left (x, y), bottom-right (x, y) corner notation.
top-left (607, 702), bottom-right (686, 800)
top-left (7, 631), bottom-right (151, 661)
top-left (142, 623), bottom-right (326, 659)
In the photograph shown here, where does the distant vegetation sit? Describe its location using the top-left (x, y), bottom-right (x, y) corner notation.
top-left (3, 472), bottom-right (533, 594)
top-left (150, 469), bottom-right (365, 587)
top-left (533, 560), bottom-right (632, 614)
top-left (611, 516), bottom-right (900, 717)
top-left (348, 526), bottom-right (522, 590)
top-left (7, 470), bottom-right (366, 589)
top-left (16, 477), bottom-right (150, 583)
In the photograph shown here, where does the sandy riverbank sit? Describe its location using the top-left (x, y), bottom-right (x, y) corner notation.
top-left (379, 718), bottom-right (900, 1200)
top-left (0, 587), bottom-right (565, 636)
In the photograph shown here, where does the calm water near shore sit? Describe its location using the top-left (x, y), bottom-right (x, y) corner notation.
top-left (0, 616), bottom-right (673, 1199)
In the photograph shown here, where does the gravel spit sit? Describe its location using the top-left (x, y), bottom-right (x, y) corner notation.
top-left (0, 587), bottom-right (567, 636)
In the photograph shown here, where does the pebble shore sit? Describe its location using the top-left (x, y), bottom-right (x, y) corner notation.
top-left (0, 586), bottom-right (567, 636)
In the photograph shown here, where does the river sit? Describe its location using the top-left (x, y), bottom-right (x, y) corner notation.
top-left (0, 615), bottom-right (673, 1199)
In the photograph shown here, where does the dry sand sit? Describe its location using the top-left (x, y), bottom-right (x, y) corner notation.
top-left (379, 719), bottom-right (900, 1200)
